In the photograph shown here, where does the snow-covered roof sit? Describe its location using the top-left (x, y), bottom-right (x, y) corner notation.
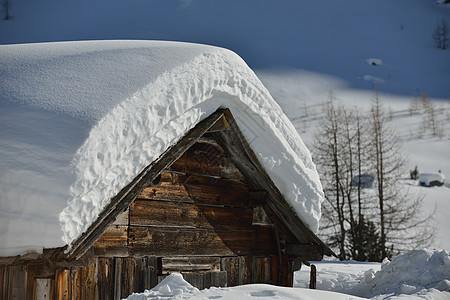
top-left (419, 173), bottom-right (445, 186)
top-left (0, 40), bottom-right (323, 255)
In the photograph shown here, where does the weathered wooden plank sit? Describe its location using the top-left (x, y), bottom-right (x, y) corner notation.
top-left (130, 199), bottom-right (252, 230)
top-left (167, 141), bottom-right (244, 181)
top-left (97, 257), bottom-right (114, 300)
top-left (139, 177), bottom-right (250, 208)
top-left (70, 268), bottom-right (82, 300)
top-left (121, 257), bottom-right (136, 299)
top-left (252, 225), bottom-right (277, 255)
top-left (56, 269), bottom-right (70, 300)
top-left (129, 227), bottom-right (253, 257)
top-left (81, 261), bottom-right (97, 300)
top-left (270, 256), bottom-right (280, 285)
top-left (133, 257), bottom-right (143, 293)
top-left (182, 273), bottom-right (204, 290)
top-left (286, 244), bottom-right (323, 261)
top-left (34, 278), bottom-right (53, 300)
top-left (114, 258), bottom-right (122, 300)
top-left (208, 271), bottom-right (227, 288)
top-left (221, 257), bottom-right (239, 287)
top-left (239, 256), bottom-right (253, 285)
top-left (162, 257), bottom-right (220, 273)
top-left (279, 255), bottom-right (292, 287)
top-left (68, 110), bottom-right (226, 260)
top-left (9, 265), bottom-right (27, 300)
top-left (92, 225), bottom-right (128, 257)
top-left (0, 266), bottom-right (5, 300)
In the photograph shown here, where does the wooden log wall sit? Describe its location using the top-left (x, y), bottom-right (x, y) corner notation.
top-left (0, 256), bottom-right (159, 300)
top-left (93, 141), bottom-right (282, 259)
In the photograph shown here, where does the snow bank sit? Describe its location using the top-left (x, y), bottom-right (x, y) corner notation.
top-left (0, 40), bottom-right (323, 254)
top-left (125, 272), bottom-right (367, 300)
top-left (126, 273), bottom-right (198, 299)
top-left (353, 249), bottom-right (450, 298)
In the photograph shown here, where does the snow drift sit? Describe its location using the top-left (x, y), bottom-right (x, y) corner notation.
top-left (353, 249), bottom-right (450, 298)
top-left (0, 40), bottom-right (323, 254)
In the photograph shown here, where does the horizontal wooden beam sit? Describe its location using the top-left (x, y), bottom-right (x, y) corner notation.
top-left (286, 244), bottom-right (324, 261)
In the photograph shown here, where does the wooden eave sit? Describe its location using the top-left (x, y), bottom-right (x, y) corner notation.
top-left (67, 108), bottom-right (334, 260)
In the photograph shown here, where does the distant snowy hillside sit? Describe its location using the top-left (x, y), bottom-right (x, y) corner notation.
top-left (1, 0), bottom-right (449, 98)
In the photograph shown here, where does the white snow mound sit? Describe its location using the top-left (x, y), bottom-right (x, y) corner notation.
top-left (126, 273), bottom-right (198, 299)
top-left (352, 249), bottom-right (450, 297)
top-left (0, 40), bottom-right (323, 253)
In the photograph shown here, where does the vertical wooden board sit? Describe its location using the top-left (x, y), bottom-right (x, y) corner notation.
top-left (209, 271), bottom-right (227, 288)
top-left (97, 258), bottom-right (114, 300)
top-left (70, 268), bottom-right (82, 300)
top-left (254, 257), bottom-right (264, 283)
top-left (147, 257), bottom-right (159, 289)
top-left (113, 258), bottom-right (122, 300)
top-left (220, 257), bottom-right (238, 287)
top-left (263, 257), bottom-right (271, 283)
top-left (278, 255), bottom-right (292, 287)
top-left (9, 265), bottom-right (27, 300)
top-left (26, 265), bottom-right (35, 300)
top-left (56, 269), bottom-right (70, 300)
top-left (33, 278), bottom-right (51, 300)
top-left (133, 257), bottom-right (143, 293)
top-left (270, 256), bottom-right (280, 285)
top-left (239, 256), bottom-right (253, 285)
top-left (0, 266), bottom-right (5, 300)
top-left (182, 273), bottom-right (204, 290)
top-left (121, 257), bottom-right (136, 299)
top-left (81, 261), bottom-right (97, 300)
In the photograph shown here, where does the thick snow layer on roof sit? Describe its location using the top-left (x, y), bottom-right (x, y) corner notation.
top-left (0, 40), bottom-right (323, 254)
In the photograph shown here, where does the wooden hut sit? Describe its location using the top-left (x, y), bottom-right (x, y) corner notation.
top-left (0, 108), bottom-right (334, 300)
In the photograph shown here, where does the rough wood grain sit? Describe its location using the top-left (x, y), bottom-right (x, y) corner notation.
top-left (130, 199), bottom-right (253, 230)
top-left (139, 175), bottom-right (250, 208)
top-left (128, 227), bottom-right (253, 257)
top-left (56, 269), bottom-right (70, 300)
top-left (92, 226), bottom-right (128, 257)
top-left (221, 257), bottom-right (239, 286)
top-left (97, 258), bottom-right (114, 300)
top-left (162, 257), bottom-right (220, 273)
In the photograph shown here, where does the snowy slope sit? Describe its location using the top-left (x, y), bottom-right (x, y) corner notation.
top-left (0, 40), bottom-right (323, 255)
top-left (1, 0), bottom-right (448, 99)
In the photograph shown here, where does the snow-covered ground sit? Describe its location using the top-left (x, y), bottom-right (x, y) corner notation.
top-left (125, 249), bottom-right (450, 299)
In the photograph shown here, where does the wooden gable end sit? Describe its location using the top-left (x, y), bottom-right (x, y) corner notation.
top-left (69, 108), bottom-right (334, 261)
top-left (93, 138), bottom-right (280, 258)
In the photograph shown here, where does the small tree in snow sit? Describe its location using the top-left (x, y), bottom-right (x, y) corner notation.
top-left (367, 92), bottom-right (434, 258)
top-left (314, 91), bottom-right (435, 261)
top-left (432, 18), bottom-right (449, 50)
